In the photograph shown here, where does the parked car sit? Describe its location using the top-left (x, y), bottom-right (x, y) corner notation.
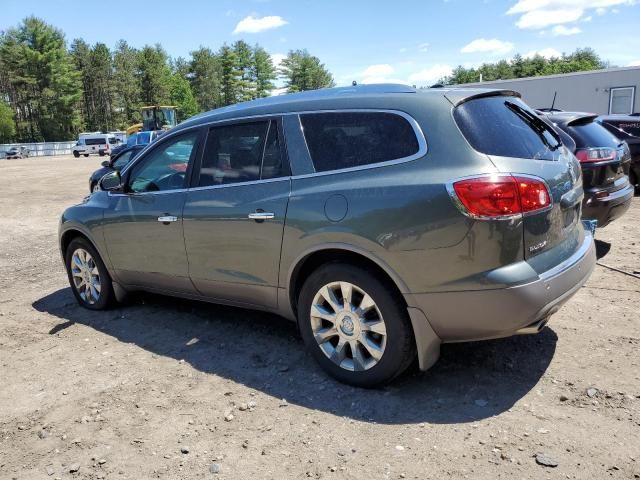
top-left (4, 146), bottom-right (30, 159)
top-left (541, 112), bottom-right (634, 227)
top-left (88, 144), bottom-right (146, 192)
top-left (110, 130), bottom-right (162, 158)
top-left (597, 115), bottom-right (640, 190)
top-left (59, 85), bottom-right (596, 387)
top-left (73, 134), bottom-right (113, 157)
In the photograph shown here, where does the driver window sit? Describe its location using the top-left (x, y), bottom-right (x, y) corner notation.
top-left (127, 132), bottom-right (198, 193)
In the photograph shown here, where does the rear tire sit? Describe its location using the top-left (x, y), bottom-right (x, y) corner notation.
top-left (65, 237), bottom-right (115, 310)
top-left (297, 263), bottom-right (415, 388)
top-left (73, 151), bottom-right (80, 158)
top-left (84, 154), bottom-right (89, 157)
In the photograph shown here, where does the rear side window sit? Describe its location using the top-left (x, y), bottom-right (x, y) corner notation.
top-left (85, 138), bottom-right (107, 146)
top-left (198, 120), bottom-right (288, 187)
top-left (454, 96), bottom-right (561, 160)
top-left (566, 121), bottom-right (620, 149)
top-left (300, 111), bottom-right (420, 172)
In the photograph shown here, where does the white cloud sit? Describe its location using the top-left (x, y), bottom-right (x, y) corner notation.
top-left (551, 25), bottom-right (582, 35)
top-left (407, 64), bottom-right (454, 84)
top-left (362, 64), bottom-right (395, 77)
top-left (507, 0), bottom-right (637, 29)
top-left (232, 15), bottom-right (287, 34)
top-left (270, 53), bottom-right (287, 68)
top-left (628, 60), bottom-right (640, 66)
top-left (461, 38), bottom-right (514, 55)
top-left (524, 47), bottom-right (562, 59)
top-left (418, 42), bottom-right (430, 52)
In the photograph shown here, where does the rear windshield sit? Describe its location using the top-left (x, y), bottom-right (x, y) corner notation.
top-left (605, 120), bottom-right (640, 138)
top-left (566, 121), bottom-right (620, 149)
top-left (454, 96), bottom-right (562, 160)
top-left (85, 138), bottom-right (107, 145)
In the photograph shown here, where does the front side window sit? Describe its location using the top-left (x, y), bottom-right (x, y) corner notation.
top-left (198, 120), bottom-right (287, 187)
top-left (127, 132), bottom-right (198, 193)
top-left (300, 111), bottom-right (420, 172)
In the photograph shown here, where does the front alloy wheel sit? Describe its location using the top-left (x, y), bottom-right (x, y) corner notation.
top-left (70, 248), bottom-right (101, 305)
top-left (311, 281), bottom-right (387, 371)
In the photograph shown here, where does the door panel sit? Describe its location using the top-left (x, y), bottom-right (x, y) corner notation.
top-left (182, 179), bottom-right (290, 307)
top-left (103, 192), bottom-right (193, 292)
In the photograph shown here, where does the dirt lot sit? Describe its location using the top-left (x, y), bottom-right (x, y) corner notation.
top-left (0, 154), bottom-right (639, 480)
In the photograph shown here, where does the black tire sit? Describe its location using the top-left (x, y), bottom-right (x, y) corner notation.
top-left (65, 237), bottom-right (115, 310)
top-left (99, 150), bottom-right (105, 157)
top-left (297, 263), bottom-right (415, 388)
top-left (73, 151), bottom-right (80, 158)
top-left (84, 154), bottom-right (89, 157)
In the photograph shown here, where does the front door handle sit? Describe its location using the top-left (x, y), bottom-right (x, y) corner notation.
top-left (157, 215), bottom-right (178, 224)
top-left (248, 212), bottom-right (275, 221)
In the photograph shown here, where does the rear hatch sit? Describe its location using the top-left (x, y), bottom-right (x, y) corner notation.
top-left (452, 93), bottom-right (584, 260)
top-left (560, 116), bottom-right (630, 193)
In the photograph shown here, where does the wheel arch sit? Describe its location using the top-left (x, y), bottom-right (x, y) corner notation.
top-left (286, 245), bottom-right (409, 318)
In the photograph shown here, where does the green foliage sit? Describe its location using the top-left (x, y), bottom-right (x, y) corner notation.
top-left (0, 100), bottom-right (16, 142)
top-left (279, 49), bottom-right (335, 93)
top-left (169, 72), bottom-right (198, 121)
top-left (443, 48), bottom-right (606, 85)
top-left (0, 16), bottom-right (335, 141)
top-left (189, 47), bottom-right (222, 111)
top-left (0, 16), bottom-right (82, 141)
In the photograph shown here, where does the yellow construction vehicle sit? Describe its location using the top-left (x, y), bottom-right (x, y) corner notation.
top-left (126, 106), bottom-right (177, 136)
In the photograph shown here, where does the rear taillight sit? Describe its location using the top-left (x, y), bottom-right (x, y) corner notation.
top-left (575, 147), bottom-right (616, 163)
top-left (451, 174), bottom-right (551, 219)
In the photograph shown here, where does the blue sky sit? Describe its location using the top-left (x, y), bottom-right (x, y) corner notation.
top-left (2, 0), bottom-right (640, 87)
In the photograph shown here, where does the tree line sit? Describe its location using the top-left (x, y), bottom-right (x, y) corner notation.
top-left (0, 16), bottom-right (335, 143)
top-left (441, 48), bottom-right (606, 85)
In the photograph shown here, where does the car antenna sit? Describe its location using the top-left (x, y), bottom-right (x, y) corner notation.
top-left (550, 91), bottom-right (557, 111)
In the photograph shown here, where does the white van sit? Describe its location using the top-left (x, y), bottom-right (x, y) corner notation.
top-left (72, 133), bottom-right (116, 157)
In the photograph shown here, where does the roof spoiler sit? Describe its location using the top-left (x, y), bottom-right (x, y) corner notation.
top-left (566, 113), bottom-right (598, 126)
top-left (450, 89), bottom-right (521, 107)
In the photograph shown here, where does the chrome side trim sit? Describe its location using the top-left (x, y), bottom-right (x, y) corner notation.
top-left (188, 176), bottom-right (290, 193)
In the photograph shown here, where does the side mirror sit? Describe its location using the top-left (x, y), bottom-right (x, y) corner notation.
top-left (101, 160), bottom-right (109, 167)
top-left (100, 171), bottom-right (122, 192)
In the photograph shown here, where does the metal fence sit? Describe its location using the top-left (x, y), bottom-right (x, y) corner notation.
top-left (1, 141), bottom-right (77, 157)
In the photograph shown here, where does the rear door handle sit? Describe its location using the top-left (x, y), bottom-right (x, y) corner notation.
top-left (248, 212), bottom-right (275, 221)
top-left (157, 215), bottom-right (178, 223)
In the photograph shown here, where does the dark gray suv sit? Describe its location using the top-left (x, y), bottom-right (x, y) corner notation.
top-left (59, 84), bottom-right (596, 387)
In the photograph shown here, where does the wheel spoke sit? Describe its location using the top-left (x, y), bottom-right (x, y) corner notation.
top-left (73, 255), bottom-right (83, 268)
top-left (330, 337), bottom-right (348, 364)
top-left (314, 327), bottom-right (338, 344)
top-left (362, 320), bottom-right (386, 336)
top-left (322, 285), bottom-right (342, 313)
top-left (357, 294), bottom-right (376, 314)
top-left (311, 304), bottom-right (336, 323)
top-left (361, 337), bottom-right (384, 361)
top-left (350, 340), bottom-right (367, 371)
top-left (340, 282), bottom-right (353, 310)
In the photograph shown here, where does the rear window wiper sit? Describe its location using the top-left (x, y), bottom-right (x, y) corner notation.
top-left (505, 101), bottom-right (561, 151)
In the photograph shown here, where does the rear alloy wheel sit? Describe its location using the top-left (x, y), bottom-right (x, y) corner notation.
top-left (298, 264), bottom-right (415, 387)
top-left (65, 238), bottom-right (114, 310)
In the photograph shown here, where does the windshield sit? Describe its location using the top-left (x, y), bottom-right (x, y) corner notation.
top-left (454, 96), bottom-right (562, 161)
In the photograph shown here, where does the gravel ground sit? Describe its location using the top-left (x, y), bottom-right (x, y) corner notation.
top-left (0, 155), bottom-right (639, 480)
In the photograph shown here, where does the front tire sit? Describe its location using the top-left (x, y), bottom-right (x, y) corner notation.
top-left (298, 264), bottom-right (415, 388)
top-left (65, 237), bottom-right (115, 310)
top-left (73, 151), bottom-right (80, 158)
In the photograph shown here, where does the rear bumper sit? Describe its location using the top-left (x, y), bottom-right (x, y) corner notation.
top-left (582, 183), bottom-right (634, 227)
top-left (405, 226), bottom-right (596, 342)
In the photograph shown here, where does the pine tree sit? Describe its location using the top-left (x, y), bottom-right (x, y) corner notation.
top-left (137, 44), bottom-right (172, 105)
top-left (189, 47), bottom-right (222, 110)
top-left (279, 50), bottom-right (334, 93)
top-left (113, 40), bottom-right (141, 129)
top-left (253, 45), bottom-right (276, 98)
top-left (0, 100), bottom-right (15, 142)
top-left (233, 40), bottom-right (256, 101)
top-left (218, 44), bottom-right (240, 106)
